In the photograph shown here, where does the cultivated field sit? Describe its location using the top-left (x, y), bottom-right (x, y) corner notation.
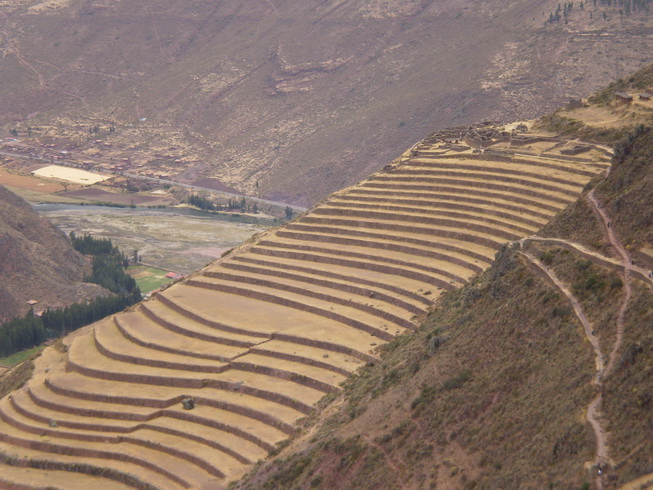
top-left (60, 188), bottom-right (173, 206)
top-left (0, 168), bottom-right (66, 193)
top-left (0, 125), bottom-right (611, 488)
top-left (127, 265), bottom-right (176, 294)
top-left (32, 165), bottom-right (110, 185)
top-left (39, 205), bottom-right (272, 274)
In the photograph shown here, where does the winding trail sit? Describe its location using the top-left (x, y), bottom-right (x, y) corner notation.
top-left (521, 186), bottom-right (651, 488)
top-left (587, 190), bottom-right (634, 379)
top-left (363, 435), bottom-right (405, 484)
top-left (520, 248), bottom-right (608, 480)
top-left (520, 250), bottom-right (605, 376)
top-left (522, 185), bottom-right (640, 489)
top-left (519, 251), bottom-right (609, 479)
top-left (524, 238), bottom-right (653, 290)
top-left (585, 189), bottom-right (638, 489)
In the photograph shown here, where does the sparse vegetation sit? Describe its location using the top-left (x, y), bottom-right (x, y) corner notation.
top-left (536, 113), bottom-right (634, 144)
top-left (0, 359), bottom-right (35, 401)
top-left (2, 41), bottom-right (653, 488)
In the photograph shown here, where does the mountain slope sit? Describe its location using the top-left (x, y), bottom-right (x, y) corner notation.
top-left (0, 121), bottom-right (610, 488)
top-left (236, 125), bottom-right (653, 489)
top-left (0, 185), bottom-right (104, 322)
top-left (2, 0), bottom-right (653, 205)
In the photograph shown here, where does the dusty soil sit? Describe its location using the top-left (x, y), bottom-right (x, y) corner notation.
top-left (60, 188), bottom-right (173, 206)
top-left (38, 205), bottom-right (272, 274)
top-left (0, 168), bottom-right (66, 193)
top-left (32, 165), bottom-right (110, 184)
top-left (559, 106), bottom-right (625, 128)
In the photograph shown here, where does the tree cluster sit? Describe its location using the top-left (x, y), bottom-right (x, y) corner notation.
top-left (70, 232), bottom-right (119, 256)
top-left (40, 292), bottom-right (139, 337)
top-left (548, 0), bottom-right (650, 23)
top-left (0, 234), bottom-right (141, 358)
top-left (0, 310), bottom-right (46, 357)
top-left (187, 194), bottom-right (259, 214)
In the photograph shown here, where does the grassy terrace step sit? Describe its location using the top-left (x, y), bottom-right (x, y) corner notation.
top-left (114, 310), bottom-right (246, 362)
top-left (162, 286), bottom-right (390, 361)
top-left (94, 320), bottom-right (229, 374)
top-left (268, 221), bottom-right (497, 262)
top-left (261, 233), bottom-right (477, 282)
top-left (67, 334), bottom-right (323, 412)
top-left (0, 406), bottom-right (201, 488)
top-left (155, 292), bottom-right (274, 339)
top-left (217, 260), bottom-right (426, 315)
top-left (67, 333), bottom-right (224, 387)
top-left (247, 339), bottom-right (364, 377)
top-left (250, 242), bottom-right (460, 293)
top-left (270, 228), bottom-right (492, 271)
top-left (360, 178), bottom-right (574, 208)
top-left (281, 220), bottom-right (506, 256)
top-left (364, 168), bottom-right (576, 203)
top-left (4, 389), bottom-right (267, 471)
top-left (230, 255), bottom-right (433, 309)
top-left (136, 291), bottom-right (363, 379)
top-left (389, 166), bottom-right (586, 194)
top-left (0, 441), bottom-right (171, 490)
top-left (140, 300), bottom-right (263, 348)
top-left (1, 396), bottom-right (238, 482)
top-left (0, 462), bottom-right (134, 490)
top-left (185, 275), bottom-right (408, 341)
top-left (410, 157), bottom-right (602, 179)
top-left (297, 212), bottom-right (522, 244)
top-left (342, 188), bottom-right (557, 220)
top-left (356, 181), bottom-right (568, 213)
top-left (230, 353), bottom-right (346, 390)
top-left (423, 152), bottom-right (607, 176)
top-left (326, 195), bottom-right (547, 229)
top-left (24, 380), bottom-right (289, 450)
top-left (368, 171), bottom-right (581, 200)
top-left (407, 159), bottom-right (596, 186)
top-left (312, 204), bottom-right (537, 236)
top-left (46, 372), bottom-right (303, 431)
top-left (8, 389), bottom-right (267, 467)
top-left (199, 266), bottom-right (418, 325)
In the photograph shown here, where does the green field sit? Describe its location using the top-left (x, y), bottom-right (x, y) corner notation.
top-left (0, 345), bottom-right (45, 367)
top-left (127, 265), bottom-right (175, 294)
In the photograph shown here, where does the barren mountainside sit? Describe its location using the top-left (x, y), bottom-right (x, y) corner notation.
top-left (0, 62), bottom-right (652, 485)
top-left (0, 185), bottom-right (103, 322)
top-left (237, 128), bottom-right (653, 489)
top-left (1, 0), bottom-right (653, 205)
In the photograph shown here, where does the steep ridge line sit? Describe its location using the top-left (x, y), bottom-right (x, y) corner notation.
top-left (0, 131), bottom-right (611, 488)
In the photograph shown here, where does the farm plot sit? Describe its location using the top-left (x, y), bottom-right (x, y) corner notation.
top-left (127, 265), bottom-right (176, 294)
top-left (32, 165), bottom-right (110, 185)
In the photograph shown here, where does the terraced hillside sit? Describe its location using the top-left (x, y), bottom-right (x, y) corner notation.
top-left (0, 125), bottom-right (611, 489)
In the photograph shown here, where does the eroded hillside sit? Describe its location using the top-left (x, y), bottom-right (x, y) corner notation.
top-left (1, 0), bottom-right (653, 205)
top-left (0, 120), bottom-right (612, 488)
top-left (236, 120), bottom-right (653, 488)
top-left (0, 185), bottom-right (106, 322)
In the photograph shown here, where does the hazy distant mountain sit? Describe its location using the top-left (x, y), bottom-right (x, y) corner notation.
top-left (1, 0), bottom-right (652, 205)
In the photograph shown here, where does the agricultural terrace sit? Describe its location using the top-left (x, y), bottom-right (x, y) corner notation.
top-left (0, 124), bottom-right (611, 488)
top-left (32, 165), bottom-right (110, 185)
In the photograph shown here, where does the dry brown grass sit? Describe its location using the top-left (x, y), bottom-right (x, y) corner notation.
top-left (237, 247), bottom-right (598, 489)
top-left (0, 168), bottom-right (67, 193)
top-left (0, 360), bottom-right (34, 401)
